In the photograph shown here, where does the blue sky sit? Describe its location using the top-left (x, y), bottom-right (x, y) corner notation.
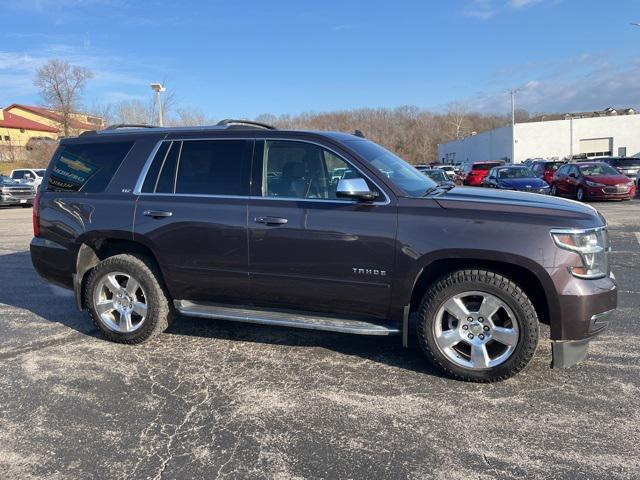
top-left (1, 0), bottom-right (639, 119)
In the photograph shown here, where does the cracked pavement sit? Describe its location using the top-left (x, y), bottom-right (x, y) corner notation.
top-left (0, 200), bottom-right (639, 479)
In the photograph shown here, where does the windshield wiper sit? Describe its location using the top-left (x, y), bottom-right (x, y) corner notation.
top-left (422, 186), bottom-right (443, 197)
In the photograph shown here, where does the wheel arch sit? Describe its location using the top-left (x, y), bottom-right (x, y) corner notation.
top-left (75, 237), bottom-right (165, 310)
top-left (407, 252), bottom-right (559, 332)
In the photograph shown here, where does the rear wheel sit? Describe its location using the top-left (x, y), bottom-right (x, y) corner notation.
top-left (576, 186), bottom-right (586, 201)
top-left (85, 254), bottom-right (173, 344)
top-left (416, 270), bottom-right (538, 382)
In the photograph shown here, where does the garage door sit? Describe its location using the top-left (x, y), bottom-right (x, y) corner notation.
top-left (579, 138), bottom-right (612, 157)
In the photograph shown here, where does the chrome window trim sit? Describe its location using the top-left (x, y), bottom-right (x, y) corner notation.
top-left (133, 137), bottom-right (391, 205)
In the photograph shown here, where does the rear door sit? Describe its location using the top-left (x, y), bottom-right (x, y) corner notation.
top-left (134, 137), bottom-right (253, 304)
top-left (247, 139), bottom-right (397, 319)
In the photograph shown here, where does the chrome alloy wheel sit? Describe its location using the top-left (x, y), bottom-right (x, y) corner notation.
top-left (93, 272), bottom-right (148, 333)
top-left (433, 291), bottom-right (519, 370)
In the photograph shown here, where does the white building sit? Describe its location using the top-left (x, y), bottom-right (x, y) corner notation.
top-left (438, 108), bottom-right (639, 166)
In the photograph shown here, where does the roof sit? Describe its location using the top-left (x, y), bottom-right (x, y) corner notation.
top-left (4, 103), bottom-right (97, 131)
top-left (0, 110), bottom-right (59, 133)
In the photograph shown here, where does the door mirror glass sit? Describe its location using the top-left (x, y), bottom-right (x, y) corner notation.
top-left (336, 178), bottom-right (379, 201)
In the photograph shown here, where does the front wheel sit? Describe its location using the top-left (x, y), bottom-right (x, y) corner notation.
top-left (85, 253), bottom-right (173, 344)
top-left (415, 270), bottom-right (539, 382)
top-left (550, 184), bottom-right (557, 196)
top-left (576, 186), bottom-right (586, 202)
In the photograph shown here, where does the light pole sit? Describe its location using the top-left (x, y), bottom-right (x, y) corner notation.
top-left (509, 89), bottom-right (519, 163)
top-left (150, 83), bottom-right (166, 127)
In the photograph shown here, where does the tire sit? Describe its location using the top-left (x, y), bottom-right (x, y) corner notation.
top-left (85, 253), bottom-right (173, 344)
top-left (550, 184), bottom-right (557, 196)
top-left (415, 269), bottom-right (539, 382)
top-left (576, 186), bottom-right (586, 202)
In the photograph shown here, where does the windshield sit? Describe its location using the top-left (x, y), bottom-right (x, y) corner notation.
top-left (544, 162), bottom-right (565, 171)
top-left (424, 170), bottom-right (448, 182)
top-left (611, 158), bottom-right (640, 168)
top-left (497, 167), bottom-right (536, 179)
top-left (579, 164), bottom-right (620, 176)
top-left (346, 140), bottom-right (436, 196)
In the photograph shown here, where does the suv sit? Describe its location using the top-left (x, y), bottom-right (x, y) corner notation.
top-left (597, 157), bottom-right (640, 182)
top-left (530, 160), bottom-right (567, 185)
top-left (462, 161), bottom-right (505, 186)
top-left (30, 121), bottom-right (617, 382)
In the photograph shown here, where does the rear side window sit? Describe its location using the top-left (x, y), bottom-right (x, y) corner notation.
top-left (141, 139), bottom-right (252, 196)
top-left (47, 142), bottom-right (133, 192)
top-left (176, 140), bottom-right (252, 196)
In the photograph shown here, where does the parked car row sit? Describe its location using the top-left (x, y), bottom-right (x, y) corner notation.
top-left (417, 158), bottom-right (637, 202)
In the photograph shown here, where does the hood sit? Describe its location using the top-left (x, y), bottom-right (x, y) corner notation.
top-left (435, 187), bottom-right (604, 225)
top-left (584, 174), bottom-right (631, 186)
top-left (498, 177), bottom-right (548, 189)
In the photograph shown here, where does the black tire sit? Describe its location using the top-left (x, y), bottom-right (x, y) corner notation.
top-left (415, 269), bottom-right (539, 382)
top-left (576, 186), bottom-right (586, 202)
top-left (85, 253), bottom-right (173, 344)
top-left (550, 183), bottom-right (557, 196)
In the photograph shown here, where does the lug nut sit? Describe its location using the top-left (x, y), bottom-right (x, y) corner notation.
top-left (467, 317), bottom-right (473, 322)
top-left (479, 334), bottom-right (485, 340)
top-left (478, 317), bottom-right (484, 322)
top-left (462, 325), bottom-right (469, 330)
top-left (468, 333), bottom-right (474, 339)
top-left (483, 326), bottom-right (490, 331)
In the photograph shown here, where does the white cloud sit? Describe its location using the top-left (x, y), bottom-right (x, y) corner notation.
top-left (508, 0), bottom-right (544, 7)
top-left (464, 0), bottom-right (549, 20)
top-left (454, 53), bottom-right (640, 114)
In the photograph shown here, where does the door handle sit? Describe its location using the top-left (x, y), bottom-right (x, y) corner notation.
top-left (143, 210), bottom-right (173, 218)
top-left (254, 216), bottom-right (288, 225)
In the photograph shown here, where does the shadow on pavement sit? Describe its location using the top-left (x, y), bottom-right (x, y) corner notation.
top-left (0, 250), bottom-right (444, 378)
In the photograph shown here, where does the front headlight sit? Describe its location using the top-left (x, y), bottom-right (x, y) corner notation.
top-left (551, 227), bottom-right (609, 279)
top-left (585, 180), bottom-right (605, 187)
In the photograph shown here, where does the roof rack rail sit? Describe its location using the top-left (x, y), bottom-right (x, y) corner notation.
top-left (104, 123), bottom-right (159, 130)
top-left (216, 119), bottom-right (276, 130)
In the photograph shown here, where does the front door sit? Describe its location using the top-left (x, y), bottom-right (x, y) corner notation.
top-left (247, 139), bottom-right (397, 319)
top-left (134, 138), bottom-right (253, 304)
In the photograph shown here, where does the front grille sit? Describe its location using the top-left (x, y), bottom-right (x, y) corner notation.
top-left (2, 188), bottom-right (33, 198)
top-left (603, 185), bottom-right (629, 194)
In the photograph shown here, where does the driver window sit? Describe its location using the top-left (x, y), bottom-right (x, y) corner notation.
top-left (263, 140), bottom-right (366, 200)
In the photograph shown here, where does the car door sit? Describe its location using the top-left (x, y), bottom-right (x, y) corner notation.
top-left (566, 165), bottom-right (581, 196)
top-left (553, 165), bottom-right (568, 194)
top-left (247, 139), bottom-right (397, 319)
top-left (134, 137), bottom-right (253, 304)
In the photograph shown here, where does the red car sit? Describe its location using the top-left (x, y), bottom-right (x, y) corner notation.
top-left (463, 161), bottom-right (505, 186)
top-left (551, 162), bottom-right (636, 201)
top-left (531, 160), bottom-right (567, 185)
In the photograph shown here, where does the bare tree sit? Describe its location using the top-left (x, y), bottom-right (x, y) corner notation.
top-left (34, 59), bottom-right (93, 137)
top-left (445, 102), bottom-right (469, 140)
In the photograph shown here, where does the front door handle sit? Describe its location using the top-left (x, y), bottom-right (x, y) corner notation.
top-left (143, 210), bottom-right (173, 218)
top-left (254, 216), bottom-right (288, 225)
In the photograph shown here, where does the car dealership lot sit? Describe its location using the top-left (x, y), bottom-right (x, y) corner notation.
top-left (1, 200), bottom-right (639, 479)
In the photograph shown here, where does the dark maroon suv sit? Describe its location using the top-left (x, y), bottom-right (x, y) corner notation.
top-left (30, 121), bottom-right (617, 382)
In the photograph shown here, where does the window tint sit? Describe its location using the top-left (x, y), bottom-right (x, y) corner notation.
top-left (47, 141), bottom-right (133, 192)
top-left (12, 170), bottom-right (25, 179)
top-left (262, 140), bottom-right (374, 200)
top-left (155, 141), bottom-right (181, 194)
top-left (175, 140), bottom-right (252, 196)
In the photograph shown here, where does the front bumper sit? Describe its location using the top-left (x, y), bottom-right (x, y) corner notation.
top-left (0, 194), bottom-right (34, 205)
top-left (550, 270), bottom-right (617, 368)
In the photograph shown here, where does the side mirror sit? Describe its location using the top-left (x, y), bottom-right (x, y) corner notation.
top-left (568, 172), bottom-right (577, 178)
top-left (336, 178), bottom-right (379, 201)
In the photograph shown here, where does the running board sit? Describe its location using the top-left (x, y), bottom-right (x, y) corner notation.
top-left (174, 300), bottom-right (400, 336)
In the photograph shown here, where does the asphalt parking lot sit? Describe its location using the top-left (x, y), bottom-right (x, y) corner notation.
top-left (1, 200), bottom-right (639, 480)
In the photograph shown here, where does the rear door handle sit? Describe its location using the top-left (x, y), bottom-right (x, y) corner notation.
top-left (254, 216), bottom-right (288, 225)
top-left (143, 210), bottom-right (173, 218)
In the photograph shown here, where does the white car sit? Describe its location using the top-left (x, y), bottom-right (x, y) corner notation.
top-left (439, 165), bottom-right (457, 179)
top-left (10, 168), bottom-right (46, 189)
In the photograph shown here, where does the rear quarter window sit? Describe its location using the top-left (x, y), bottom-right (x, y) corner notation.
top-left (47, 141), bottom-right (134, 193)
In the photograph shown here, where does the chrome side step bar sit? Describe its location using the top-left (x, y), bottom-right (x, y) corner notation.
top-left (174, 300), bottom-right (400, 336)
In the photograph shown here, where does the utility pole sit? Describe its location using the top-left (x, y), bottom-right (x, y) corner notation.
top-left (150, 83), bottom-right (166, 127)
top-left (509, 89), bottom-right (519, 163)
